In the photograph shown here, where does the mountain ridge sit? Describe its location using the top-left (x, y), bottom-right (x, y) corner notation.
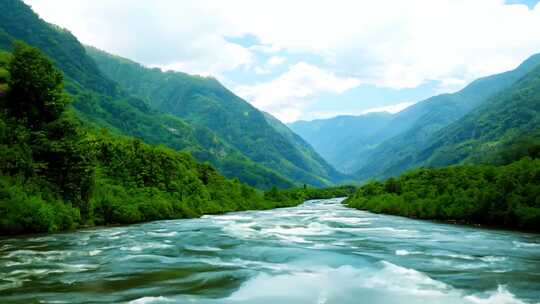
top-left (85, 46), bottom-right (347, 186)
top-left (289, 52), bottom-right (540, 179)
top-left (0, 0), bottom-right (345, 188)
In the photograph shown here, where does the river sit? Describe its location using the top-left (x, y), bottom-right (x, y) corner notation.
top-left (1, 198), bottom-right (539, 303)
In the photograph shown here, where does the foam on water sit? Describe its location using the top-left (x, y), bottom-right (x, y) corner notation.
top-left (464, 286), bottom-right (526, 304)
top-left (120, 242), bottom-right (173, 252)
top-left (147, 231), bottom-right (178, 238)
top-left (184, 245), bottom-right (222, 252)
top-left (128, 296), bottom-right (172, 304)
top-left (513, 241), bottom-right (540, 248)
top-left (395, 249), bottom-right (423, 256)
top-left (0, 198), bottom-right (537, 303)
top-left (220, 261), bottom-right (526, 304)
top-left (262, 222), bottom-right (333, 236)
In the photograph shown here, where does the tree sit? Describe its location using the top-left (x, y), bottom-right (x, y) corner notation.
top-left (6, 41), bottom-right (69, 129)
top-left (5, 41), bottom-right (94, 220)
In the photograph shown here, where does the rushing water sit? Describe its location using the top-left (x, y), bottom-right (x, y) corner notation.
top-left (1, 198), bottom-right (540, 304)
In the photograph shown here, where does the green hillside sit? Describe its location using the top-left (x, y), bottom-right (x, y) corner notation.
top-left (0, 0), bottom-right (297, 189)
top-left (419, 63), bottom-right (540, 168)
top-left (354, 53), bottom-right (540, 180)
top-left (0, 42), bottom-right (305, 234)
top-left (346, 157), bottom-right (540, 231)
top-left (85, 46), bottom-right (344, 187)
top-left (289, 113), bottom-right (393, 173)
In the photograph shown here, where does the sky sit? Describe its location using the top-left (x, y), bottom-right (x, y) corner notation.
top-left (23, 0), bottom-right (540, 123)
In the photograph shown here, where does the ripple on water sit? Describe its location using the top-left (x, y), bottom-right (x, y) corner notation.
top-left (0, 199), bottom-right (537, 303)
top-left (184, 245), bottom-right (223, 252)
top-left (128, 296), bottom-right (172, 304)
top-left (147, 231), bottom-right (178, 238)
top-left (512, 240), bottom-right (540, 249)
top-left (120, 243), bottom-right (174, 252)
top-left (216, 261), bottom-right (520, 304)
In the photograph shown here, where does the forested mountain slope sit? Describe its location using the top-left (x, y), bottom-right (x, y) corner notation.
top-left (416, 63), bottom-right (540, 168)
top-left (85, 47), bottom-right (345, 186)
top-left (0, 42), bottom-right (306, 234)
top-left (289, 55), bottom-right (540, 176)
top-left (0, 0), bottom-right (310, 189)
top-left (353, 53), bottom-right (540, 180)
top-left (289, 113), bottom-right (393, 173)
top-left (262, 112), bottom-right (349, 182)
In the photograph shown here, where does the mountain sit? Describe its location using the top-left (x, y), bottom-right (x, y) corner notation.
top-left (354, 53), bottom-right (540, 180)
top-left (0, 41), bottom-right (309, 234)
top-left (85, 46), bottom-right (345, 186)
top-left (0, 0), bottom-right (293, 190)
top-left (353, 53), bottom-right (540, 180)
top-left (261, 112), bottom-right (348, 183)
top-left (415, 63), bottom-right (540, 168)
top-left (289, 112), bottom-right (393, 173)
top-left (0, 0), bottom-right (342, 188)
top-left (290, 53), bottom-right (540, 180)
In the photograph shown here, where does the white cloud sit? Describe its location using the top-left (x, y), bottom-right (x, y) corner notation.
top-left (248, 44), bottom-right (282, 54)
top-left (212, 0), bottom-right (540, 89)
top-left (253, 67), bottom-right (272, 75)
top-left (23, 0), bottom-right (254, 77)
top-left (302, 102), bottom-right (417, 121)
top-left (24, 0), bottom-right (540, 87)
top-left (23, 0), bottom-right (540, 120)
top-left (268, 56), bottom-right (287, 67)
top-left (361, 102), bottom-right (417, 115)
top-left (154, 39), bottom-right (253, 77)
top-left (234, 62), bottom-right (361, 122)
top-left (251, 56), bottom-right (287, 75)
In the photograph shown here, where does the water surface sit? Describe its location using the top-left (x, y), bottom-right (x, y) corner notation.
top-left (1, 198), bottom-right (540, 303)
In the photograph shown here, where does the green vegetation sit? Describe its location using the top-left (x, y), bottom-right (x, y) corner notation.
top-left (0, 0), bottom-right (297, 189)
top-left (346, 157), bottom-right (540, 231)
top-left (420, 63), bottom-right (540, 169)
top-left (86, 46), bottom-right (346, 187)
top-left (0, 42), bottom-right (304, 235)
top-left (289, 113), bottom-right (393, 173)
top-left (349, 53), bottom-right (540, 180)
top-left (265, 185), bottom-right (356, 205)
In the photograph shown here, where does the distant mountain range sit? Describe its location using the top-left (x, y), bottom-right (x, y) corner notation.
top-left (289, 112), bottom-right (393, 173)
top-left (0, 0), bottom-right (346, 189)
top-left (291, 53), bottom-right (540, 181)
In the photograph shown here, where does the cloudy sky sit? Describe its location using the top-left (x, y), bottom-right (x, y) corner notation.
top-left (24, 0), bottom-right (540, 122)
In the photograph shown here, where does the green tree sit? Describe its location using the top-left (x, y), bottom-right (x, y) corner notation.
top-left (4, 41), bottom-right (94, 220)
top-left (7, 41), bottom-right (69, 129)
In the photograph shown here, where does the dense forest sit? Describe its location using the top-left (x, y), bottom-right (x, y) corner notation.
top-left (353, 54), bottom-right (540, 181)
top-left (0, 0), bottom-right (347, 190)
top-left (0, 42), bottom-right (347, 235)
top-left (346, 155), bottom-right (540, 231)
top-left (86, 47), bottom-right (346, 187)
top-left (345, 88), bottom-right (540, 231)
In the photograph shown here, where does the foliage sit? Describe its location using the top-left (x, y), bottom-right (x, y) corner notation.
top-left (0, 42), bottom-right (304, 235)
top-left (86, 46), bottom-right (346, 187)
top-left (421, 63), bottom-right (540, 168)
top-left (346, 158), bottom-right (540, 231)
top-left (6, 41), bottom-right (68, 128)
top-left (0, 0), bottom-right (294, 189)
top-left (289, 113), bottom-right (393, 173)
top-left (265, 185), bottom-right (356, 205)
top-left (350, 53), bottom-right (540, 181)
